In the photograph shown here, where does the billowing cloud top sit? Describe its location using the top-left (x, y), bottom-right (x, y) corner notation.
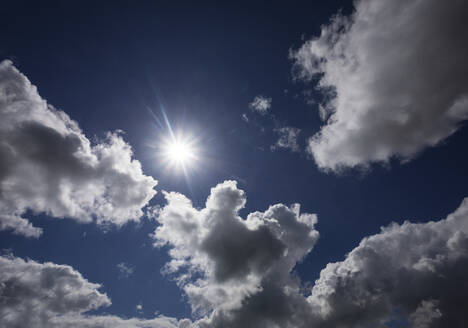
top-left (0, 60), bottom-right (157, 237)
top-left (153, 180), bottom-right (319, 327)
top-left (291, 0), bottom-right (468, 171)
top-left (1, 179), bottom-right (468, 327)
top-left (153, 181), bottom-right (468, 328)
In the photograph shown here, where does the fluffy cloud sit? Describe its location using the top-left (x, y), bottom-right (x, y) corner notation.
top-left (0, 254), bottom-right (180, 328)
top-left (307, 197), bottom-right (468, 328)
top-left (153, 180), bottom-right (468, 328)
top-left (0, 254), bottom-right (110, 326)
top-left (272, 127), bottom-right (301, 152)
top-left (249, 95), bottom-right (272, 115)
top-left (153, 180), bottom-right (319, 327)
top-left (291, 0), bottom-right (468, 171)
top-left (0, 60), bottom-right (157, 237)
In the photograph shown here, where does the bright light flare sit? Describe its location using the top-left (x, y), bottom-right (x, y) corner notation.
top-left (161, 136), bottom-right (198, 169)
top-left (166, 141), bottom-right (193, 163)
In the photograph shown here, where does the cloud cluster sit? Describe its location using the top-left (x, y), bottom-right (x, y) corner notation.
top-left (0, 60), bottom-right (157, 237)
top-left (153, 180), bottom-right (468, 328)
top-left (3, 178), bottom-right (468, 327)
top-left (291, 0), bottom-right (468, 171)
top-left (249, 95), bottom-right (272, 115)
top-left (0, 254), bottom-right (180, 328)
top-left (153, 181), bottom-right (319, 328)
top-left (272, 127), bottom-right (301, 152)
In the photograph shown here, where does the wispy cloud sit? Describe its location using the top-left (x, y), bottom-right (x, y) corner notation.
top-left (272, 127), bottom-right (301, 152)
top-left (249, 95), bottom-right (272, 115)
top-left (117, 262), bottom-right (134, 279)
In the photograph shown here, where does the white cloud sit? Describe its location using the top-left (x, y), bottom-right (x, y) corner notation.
top-left (0, 254), bottom-right (111, 326)
top-left (249, 95), bottom-right (272, 115)
top-left (136, 303), bottom-right (143, 313)
top-left (153, 180), bottom-right (319, 327)
top-left (272, 127), bottom-right (301, 152)
top-left (0, 60), bottom-right (157, 237)
top-left (117, 262), bottom-right (134, 278)
top-left (0, 254), bottom-right (180, 328)
top-left (306, 197), bottom-right (468, 328)
top-left (152, 180), bottom-right (468, 328)
top-left (3, 178), bottom-right (468, 327)
top-left (241, 113), bottom-right (249, 123)
top-left (291, 0), bottom-right (468, 171)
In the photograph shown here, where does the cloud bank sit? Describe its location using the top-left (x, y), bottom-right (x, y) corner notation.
top-left (291, 0), bottom-right (468, 171)
top-left (0, 60), bottom-right (157, 237)
top-left (153, 181), bottom-right (468, 328)
top-left (2, 180), bottom-right (468, 327)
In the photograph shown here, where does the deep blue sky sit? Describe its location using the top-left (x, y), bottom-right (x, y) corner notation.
top-left (1, 0), bottom-right (468, 321)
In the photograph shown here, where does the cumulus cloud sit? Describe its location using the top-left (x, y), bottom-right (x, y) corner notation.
top-left (152, 180), bottom-right (468, 328)
top-left (249, 95), bottom-right (272, 115)
top-left (0, 254), bottom-right (180, 328)
top-left (291, 0), bottom-right (468, 171)
top-left (307, 197), bottom-right (468, 328)
top-left (272, 127), bottom-right (301, 152)
top-left (0, 254), bottom-right (111, 327)
top-left (0, 60), bottom-right (157, 237)
top-left (153, 180), bottom-right (319, 327)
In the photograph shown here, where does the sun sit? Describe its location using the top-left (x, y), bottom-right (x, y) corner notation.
top-left (162, 136), bottom-right (198, 169)
top-left (167, 141), bottom-right (193, 163)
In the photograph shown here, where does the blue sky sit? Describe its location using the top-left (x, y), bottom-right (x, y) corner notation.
top-left (1, 1), bottom-right (468, 327)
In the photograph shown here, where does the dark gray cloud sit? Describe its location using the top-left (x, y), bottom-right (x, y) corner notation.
top-left (0, 60), bottom-right (157, 237)
top-left (0, 254), bottom-right (180, 328)
top-left (291, 0), bottom-right (468, 171)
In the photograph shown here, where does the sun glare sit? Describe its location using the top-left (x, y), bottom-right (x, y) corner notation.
top-left (162, 136), bottom-right (198, 169)
top-left (167, 141), bottom-right (192, 163)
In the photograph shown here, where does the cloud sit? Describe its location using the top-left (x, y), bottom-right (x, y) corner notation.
top-left (136, 303), bottom-right (143, 312)
top-left (153, 180), bottom-right (319, 327)
top-left (291, 0), bottom-right (468, 171)
top-left (153, 180), bottom-right (468, 328)
top-left (3, 177), bottom-right (468, 327)
top-left (0, 254), bottom-right (111, 326)
top-left (0, 60), bottom-right (157, 237)
top-left (272, 127), bottom-right (301, 152)
top-left (0, 254), bottom-right (180, 328)
top-left (307, 197), bottom-right (468, 328)
top-left (249, 95), bottom-right (272, 115)
top-left (241, 113), bottom-right (249, 123)
top-left (117, 262), bottom-right (134, 278)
